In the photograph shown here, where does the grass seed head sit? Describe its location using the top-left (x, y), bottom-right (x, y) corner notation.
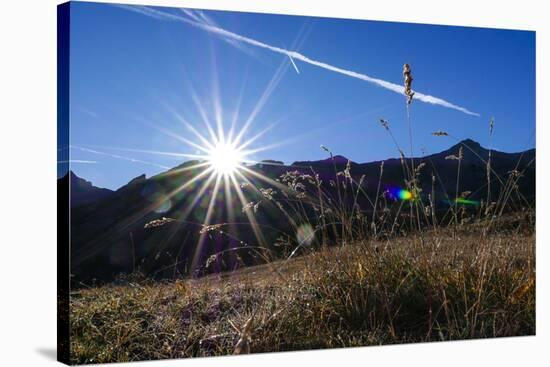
top-left (403, 63), bottom-right (415, 104)
top-left (144, 217), bottom-right (175, 229)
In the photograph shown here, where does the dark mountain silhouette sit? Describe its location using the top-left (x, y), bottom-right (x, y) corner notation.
top-left (293, 154), bottom-right (354, 167)
top-left (69, 171), bottom-right (114, 207)
top-left (61, 139), bottom-right (535, 285)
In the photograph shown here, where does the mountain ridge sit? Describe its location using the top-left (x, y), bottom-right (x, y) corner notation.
top-left (66, 139), bottom-right (535, 192)
top-left (62, 138), bottom-right (535, 284)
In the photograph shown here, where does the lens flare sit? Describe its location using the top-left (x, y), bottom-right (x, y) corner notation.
top-left (155, 198), bottom-right (172, 213)
top-left (296, 223), bottom-right (315, 246)
top-left (398, 189), bottom-right (413, 201)
top-left (388, 187), bottom-right (414, 201)
top-left (455, 198), bottom-right (480, 206)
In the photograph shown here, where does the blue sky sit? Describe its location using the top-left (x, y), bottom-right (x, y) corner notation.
top-left (66, 2), bottom-right (535, 190)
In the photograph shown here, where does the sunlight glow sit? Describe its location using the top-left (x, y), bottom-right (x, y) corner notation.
top-left (206, 142), bottom-right (244, 176)
top-left (99, 60), bottom-right (291, 275)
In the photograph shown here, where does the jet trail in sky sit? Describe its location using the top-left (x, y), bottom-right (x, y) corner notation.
top-left (118, 5), bottom-right (479, 117)
top-left (288, 54), bottom-right (300, 74)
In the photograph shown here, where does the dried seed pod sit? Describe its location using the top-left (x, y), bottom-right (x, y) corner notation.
top-left (233, 317), bottom-right (254, 355)
top-left (403, 63), bottom-right (415, 104)
top-left (144, 217), bottom-right (175, 229)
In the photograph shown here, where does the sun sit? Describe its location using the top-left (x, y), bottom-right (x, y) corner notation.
top-left (206, 142), bottom-right (244, 176)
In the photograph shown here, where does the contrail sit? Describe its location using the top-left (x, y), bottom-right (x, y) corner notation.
top-left (179, 8), bottom-right (257, 58)
top-left (288, 54), bottom-right (300, 74)
top-left (71, 145), bottom-right (171, 170)
top-left (118, 5), bottom-right (479, 116)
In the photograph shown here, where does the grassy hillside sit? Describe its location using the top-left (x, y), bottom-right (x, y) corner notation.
top-left (69, 217), bottom-right (535, 364)
top-left (68, 112), bottom-right (536, 364)
top-left (66, 139), bottom-right (535, 285)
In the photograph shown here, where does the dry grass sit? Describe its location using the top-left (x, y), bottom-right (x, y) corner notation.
top-left (69, 222), bottom-right (535, 364)
top-left (68, 64), bottom-right (535, 364)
